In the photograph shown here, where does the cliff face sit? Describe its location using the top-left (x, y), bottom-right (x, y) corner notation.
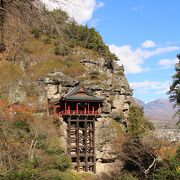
top-left (41, 56), bottom-right (132, 173)
top-left (44, 58), bottom-right (132, 117)
top-left (0, 6), bottom-right (132, 174)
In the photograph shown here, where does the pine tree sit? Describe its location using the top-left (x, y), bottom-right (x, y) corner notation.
top-left (168, 54), bottom-right (180, 124)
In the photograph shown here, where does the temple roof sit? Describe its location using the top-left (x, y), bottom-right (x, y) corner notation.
top-left (62, 84), bottom-right (103, 102)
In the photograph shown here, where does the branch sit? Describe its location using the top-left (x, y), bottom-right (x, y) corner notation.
top-left (144, 158), bottom-right (157, 176)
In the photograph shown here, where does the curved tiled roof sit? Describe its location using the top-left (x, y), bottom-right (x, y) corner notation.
top-left (63, 84), bottom-right (103, 102)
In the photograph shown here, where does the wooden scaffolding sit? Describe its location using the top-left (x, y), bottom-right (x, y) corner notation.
top-left (48, 84), bottom-right (103, 173)
top-left (66, 116), bottom-right (96, 173)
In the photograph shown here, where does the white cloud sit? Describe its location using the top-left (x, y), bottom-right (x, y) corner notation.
top-left (109, 45), bottom-right (144, 73)
top-left (42, 0), bottom-right (104, 24)
top-left (130, 80), bottom-right (170, 95)
top-left (109, 44), bottom-right (179, 74)
top-left (158, 58), bottom-right (178, 68)
top-left (142, 40), bottom-right (156, 48)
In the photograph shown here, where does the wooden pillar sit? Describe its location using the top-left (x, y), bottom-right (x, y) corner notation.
top-left (88, 103), bottom-right (89, 114)
top-left (92, 106), bottom-right (94, 114)
top-left (93, 117), bottom-right (96, 173)
top-left (84, 105), bottom-right (86, 114)
top-left (68, 105), bottom-right (70, 114)
top-left (65, 102), bottom-right (67, 114)
top-left (67, 117), bottom-right (71, 155)
top-left (85, 117), bottom-right (88, 171)
top-left (77, 117), bottom-right (80, 172)
top-left (76, 102), bottom-right (78, 114)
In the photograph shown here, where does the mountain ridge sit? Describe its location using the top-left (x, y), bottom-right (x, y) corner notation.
top-left (134, 98), bottom-right (178, 128)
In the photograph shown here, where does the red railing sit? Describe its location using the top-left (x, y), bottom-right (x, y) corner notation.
top-left (59, 110), bottom-right (100, 116)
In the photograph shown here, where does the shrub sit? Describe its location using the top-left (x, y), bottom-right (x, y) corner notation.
top-left (42, 170), bottom-right (79, 180)
top-left (72, 47), bottom-right (100, 60)
top-left (46, 148), bottom-right (64, 156)
top-left (12, 120), bottom-right (30, 132)
top-left (5, 162), bottom-right (37, 180)
top-left (54, 45), bottom-right (69, 56)
top-left (89, 71), bottom-right (100, 80)
top-left (43, 37), bottom-right (51, 44)
top-left (31, 27), bottom-right (40, 38)
top-left (117, 173), bottom-right (138, 180)
top-left (52, 9), bottom-right (69, 25)
top-left (105, 59), bottom-right (114, 70)
top-left (45, 155), bottom-right (71, 171)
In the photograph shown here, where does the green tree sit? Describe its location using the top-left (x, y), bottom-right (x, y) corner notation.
top-left (128, 105), bottom-right (153, 139)
top-left (168, 54), bottom-right (180, 124)
top-left (115, 106), bottom-right (157, 179)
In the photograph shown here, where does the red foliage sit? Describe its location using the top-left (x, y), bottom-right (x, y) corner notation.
top-left (0, 100), bottom-right (35, 121)
top-left (7, 103), bottom-right (35, 115)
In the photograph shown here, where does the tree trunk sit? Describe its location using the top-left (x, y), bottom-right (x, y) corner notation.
top-left (0, 0), bottom-right (5, 43)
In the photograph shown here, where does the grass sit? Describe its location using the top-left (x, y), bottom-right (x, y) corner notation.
top-left (23, 36), bottom-right (60, 62)
top-left (28, 60), bottom-right (85, 80)
top-left (73, 47), bottom-right (100, 61)
top-left (24, 36), bottom-right (86, 80)
top-left (0, 61), bottom-right (23, 88)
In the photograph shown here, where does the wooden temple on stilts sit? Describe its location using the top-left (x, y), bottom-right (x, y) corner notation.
top-left (48, 84), bottom-right (103, 173)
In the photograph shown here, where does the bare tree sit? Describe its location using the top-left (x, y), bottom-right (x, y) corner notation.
top-left (0, 0), bottom-right (70, 43)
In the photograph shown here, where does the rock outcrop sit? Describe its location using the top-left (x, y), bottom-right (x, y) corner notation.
top-left (41, 57), bottom-right (132, 173)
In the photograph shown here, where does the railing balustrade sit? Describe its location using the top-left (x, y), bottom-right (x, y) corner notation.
top-left (58, 110), bottom-right (100, 116)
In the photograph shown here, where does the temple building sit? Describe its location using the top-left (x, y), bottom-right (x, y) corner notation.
top-left (48, 84), bottom-right (103, 173)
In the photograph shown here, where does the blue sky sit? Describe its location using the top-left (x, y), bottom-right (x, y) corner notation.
top-left (88, 0), bottom-right (180, 102)
top-left (44, 0), bottom-right (180, 102)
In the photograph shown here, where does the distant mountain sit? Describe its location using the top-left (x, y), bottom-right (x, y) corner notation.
top-left (134, 98), bottom-right (178, 128)
top-left (134, 98), bottom-right (145, 108)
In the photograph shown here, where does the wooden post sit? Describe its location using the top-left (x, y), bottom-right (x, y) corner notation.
top-left (93, 117), bottom-right (96, 173)
top-left (85, 117), bottom-right (88, 171)
top-left (88, 103), bottom-right (89, 114)
top-left (77, 117), bottom-right (80, 172)
top-left (84, 106), bottom-right (86, 114)
top-left (76, 102), bottom-right (78, 114)
top-left (65, 102), bottom-right (67, 114)
top-left (92, 106), bottom-right (94, 114)
top-left (67, 117), bottom-right (71, 155)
